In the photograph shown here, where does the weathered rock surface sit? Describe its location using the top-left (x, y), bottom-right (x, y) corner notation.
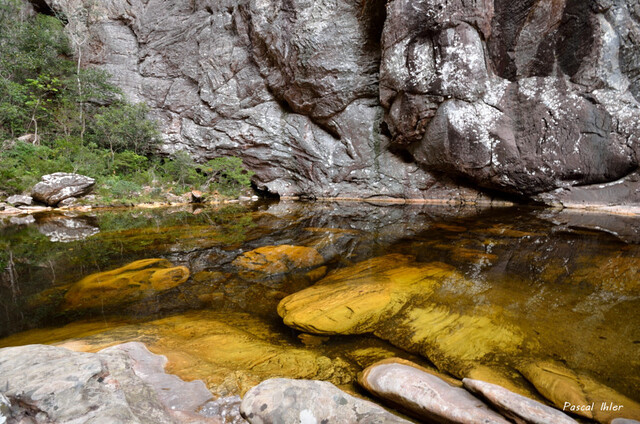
top-left (382, 0), bottom-right (640, 204)
top-left (0, 342), bottom-right (218, 423)
top-left (63, 258), bottom-right (190, 310)
top-left (359, 360), bottom-right (510, 423)
top-left (31, 173), bottom-right (95, 206)
top-left (33, 0), bottom-right (640, 205)
top-left (240, 378), bottom-right (411, 423)
top-left (278, 254), bottom-right (526, 376)
top-left (6, 195), bottom-right (32, 207)
top-left (462, 378), bottom-right (578, 424)
top-left (35, 0), bottom-right (494, 202)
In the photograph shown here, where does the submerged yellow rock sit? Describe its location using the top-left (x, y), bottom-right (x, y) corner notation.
top-left (520, 361), bottom-right (640, 423)
top-left (232, 244), bottom-right (325, 280)
top-left (0, 311), bottom-right (355, 397)
top-left (278, 254), bottom-right (455, 334)
top-left (63, 258), bottom-right (190, 310)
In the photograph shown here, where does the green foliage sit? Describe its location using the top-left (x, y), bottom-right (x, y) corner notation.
top-left (91, 103), bottom-right (161, 156)
top-left (159, 151), bottom-right (206, 190)
top-left (0, 1), bottom-right (255, 203)
top-left (203, 157), bottom-right (254, 196)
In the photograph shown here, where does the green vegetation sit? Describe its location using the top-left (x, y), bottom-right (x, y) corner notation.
top-left (0, 0), bottom-right (253, 203)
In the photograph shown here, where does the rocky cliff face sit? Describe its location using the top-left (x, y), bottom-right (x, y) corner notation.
top-left (39, 0), bottom-right (640, 205)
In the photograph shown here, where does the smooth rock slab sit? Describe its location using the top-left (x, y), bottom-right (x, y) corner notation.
top-left (520, 361), bottom-right (640, 423)
top-left (6, 195), bottom-right (33, 206)
top-left (359, 360), bottom-right (510, 424)
top-left (31, 172), bottom-right (95, 206)
top-left (462, 378), bottom-right (578, 424)
top-left (240, 378), bottom-right (411, 424)
top-left (62, 258), bottom-right (190, 310)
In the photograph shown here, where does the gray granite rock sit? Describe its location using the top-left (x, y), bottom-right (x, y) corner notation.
top-left (382, 0), bottom-right (640, 202)
top-left (240, 378), bottom-right (411, 423)
top-left (463, 378), bottom-right (578, 424)
top-left (0, 343), bottom-right (220, 423)
top-left (359, 362), bottom-right (511, 423)
top-left (35, 0), bottom-right (640, 206)
top-left (9, 215), bottom-right (35, 225)
top-left (6, 195), bottom-right (33, 207)
top-left (31, 173), bottom-right (95, 206)
top-left (36, 0), bottom-right (487, 202)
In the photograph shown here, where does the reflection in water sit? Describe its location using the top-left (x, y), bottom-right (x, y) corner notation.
top-left (37, 215), bottom-right (100, 243)
top-left (0, 202), bottom-right (639, 421)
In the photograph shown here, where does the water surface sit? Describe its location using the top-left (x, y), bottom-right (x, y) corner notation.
top-left (1, 201), bottom-right (638, 416)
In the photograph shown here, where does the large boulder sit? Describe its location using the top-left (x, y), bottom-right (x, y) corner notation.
top-left (240, 378), bottom-right (411, 423)
top-left (31, 172), bottom-right (95, 206)
top-left (381, 0), bottom-right (640, 202)
top-left (0, 342), bottom-right (218, 423)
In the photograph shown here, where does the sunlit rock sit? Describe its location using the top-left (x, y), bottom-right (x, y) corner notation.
top-left (359, 359), bottom-right (510, 423)
top-left (520, 361), bottom-right (640, 423)
top-left (279, 254), bottom-right (526, 376)
top-left (278, 254), bottom-right (449, 334)
top-left (62, 258), bottom-right (190, 310)
top-left (240, 378), bottom-right (411, 424)
top-left (463, 378), bottom-right (578, 424)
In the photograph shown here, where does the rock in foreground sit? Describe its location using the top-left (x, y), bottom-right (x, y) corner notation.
top-left (240, 378), bottom-right (411, 424)
top-left (0, 342), bottom-right (218, 423)
top-left (359, 360), bottom-right (510, 424)
top-left (462, 378), bottom-right (577, 424)
top-left (31, 172), bottom-right (95, 206)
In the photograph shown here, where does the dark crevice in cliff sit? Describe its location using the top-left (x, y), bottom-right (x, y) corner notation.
top-left (251, 181), bottom-right (280, 199)
top-left (28, 0), bottom-right (56, 17)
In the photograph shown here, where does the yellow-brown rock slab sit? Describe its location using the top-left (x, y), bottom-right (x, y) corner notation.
top-left (520, 361), bottom-right (640, 423)
top-left (62, 258), bottom-right (190, 310)
top-left (395, 304), bottom-right (525, 370)
top-left (0, 311), bottom-right (355, 397)
top-left (232, 245), bottom-right (325, 279)
top-left (278, 254), bottom-right (454, 334)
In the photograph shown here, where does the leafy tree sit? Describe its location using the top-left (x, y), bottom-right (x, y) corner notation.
top-left (203, 157), bottom-right (254, 196)
top-left (91, 102), bottom-right (161, 158)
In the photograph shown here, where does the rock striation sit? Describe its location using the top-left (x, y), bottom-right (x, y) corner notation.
top-left (32, 0), bottom-right (640, 205)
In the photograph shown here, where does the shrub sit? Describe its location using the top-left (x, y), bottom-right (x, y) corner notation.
top-left (91, 103), bottom-right (161, 156)
top-left (203, 157), bottom-right (254, 196)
